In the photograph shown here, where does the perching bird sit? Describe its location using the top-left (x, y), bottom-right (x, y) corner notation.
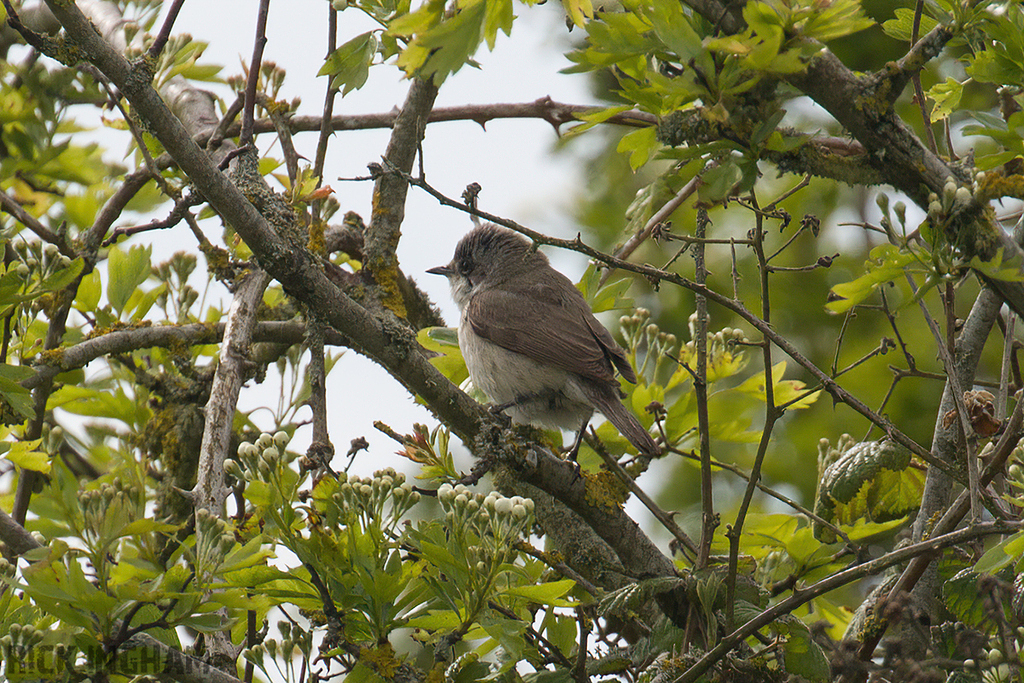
top-left (428, 224), bottom-right (658, 459)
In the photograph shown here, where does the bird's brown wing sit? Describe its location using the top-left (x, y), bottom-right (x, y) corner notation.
top-left (466, 274), bottom-right (636, 385)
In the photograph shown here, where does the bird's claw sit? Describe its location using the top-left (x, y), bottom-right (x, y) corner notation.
top-left (487, 404), bottom-right (512, 426)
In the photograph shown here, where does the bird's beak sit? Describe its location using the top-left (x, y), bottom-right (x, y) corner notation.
top-left (427, 264), bottom-right (454, 276)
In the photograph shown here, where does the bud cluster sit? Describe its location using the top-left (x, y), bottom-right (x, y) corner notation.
top-left (0, 553), bottom-right (16, 580)
top-left (817, 433), bottom-right (858, 473)
top-left (620, 308), bottom-right (678, 379)
top-left (925, 175), bottom-right (980, 227)
top-left (7, 239), bottom-right (73, 285)
top-left (328, 468), bottom-right (421, 529)
top-left (78, 477), bottom-right (142, 544)
top-left (0, 623), bottom-right (46, 660)
top-left (435, 484), bottom-right (535, 573)
top-left (1004, 443), bottom-right (1024, 504)
top-left (962, 628), bottom-right (1024, 678)
top-left (876, 192), bottom-right (908, 238)
top-left (194, 507), bottom-right (236, 579)
top-left (677, 312), bottom-right (749, 381)
top-left (229, 431), bottom-right (294, 483)
top-left (242, 619), bottom-right (314, 674)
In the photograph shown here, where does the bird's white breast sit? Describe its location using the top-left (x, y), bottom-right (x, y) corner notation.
top-left (458, 312), bottom-right (591, 431)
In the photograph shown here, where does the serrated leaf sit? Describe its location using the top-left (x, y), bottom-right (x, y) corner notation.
top-left (4, 438), bottom-right (48, 473)
top-left (927, 77), bottom-right (964, 120)
top-left (562, 0), bottom-right (592, 29)
top-left (617, 126), bottom-right (659, 170)
top-left (812, 440), bottom-right (925, 542)
top-left (800, 0), bottom-right (874, 43)
top-left (483, 0), bottom-right (513, 49)
top-left (0, 364), bottom-right (36, 420)
top-left (396, 0), bottom-right (486, 84)
top-left (943, 565), bottom-right (1015, 629)
top-left (780, 617), bottom-right (830, 682)
top-left (881, 8), bottom-right (939, 43)
top-left (827, 243), bottom-right (920, 313)
top-left (319, 32), bottom-right (376, 95)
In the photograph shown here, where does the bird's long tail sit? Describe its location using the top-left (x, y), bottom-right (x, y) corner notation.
top-left (590, 390), bottom-right (660, 457)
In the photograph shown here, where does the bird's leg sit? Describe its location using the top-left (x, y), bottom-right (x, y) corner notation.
top-left (566, 417), bottom-right (590, 463)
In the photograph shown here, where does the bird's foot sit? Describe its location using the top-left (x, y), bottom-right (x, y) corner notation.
top-left (487, 404), bottom-right (512, 426)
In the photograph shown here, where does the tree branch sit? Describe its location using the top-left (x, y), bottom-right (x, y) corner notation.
top-left (192, 269), bottom-right (271, 516)
top-left (364, 77), bottom-right (438, 316)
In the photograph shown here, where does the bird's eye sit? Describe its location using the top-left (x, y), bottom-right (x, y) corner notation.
top-left (458, 257), bottom-right (473, 274)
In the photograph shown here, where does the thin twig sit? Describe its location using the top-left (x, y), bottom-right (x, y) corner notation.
top-left (240, 0), bottom-right (271, 147)
top-left (147, 0), bottom-right (186, 60)
top-left (910, 0), bottom-right (939, 155)
top-left (850, 397), bottom-right (1024, 671)
top-left (590, 436), bottom-right (698, 558)
top-left (726, 193), bottom-right (780, 631)
top-left (599, 172), bottom-right (703, 286)
top-left (671, 447), bottom-right (855, 548)
top-left (694, 207), bottom-right (716, 572)
top-left (312, 5), bottom-right (340, 226)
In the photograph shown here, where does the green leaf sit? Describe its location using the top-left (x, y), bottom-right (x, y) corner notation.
top-left (74, 268), bottom-right (102, 312)
top-left (38, 257), bottom-right (84, 293)
top-left (4, 438), bottom-right (48, 473)
top-left (483, 0), bottom-right (513, 49)
top-left (778, 616), bottom-right (830, 682)
top-left (617, 126), bottom-right (659, 170)
top-left (827, 243), bottom-right (920, 313)
top-left (881, 8), bottom-right (939, 43)
top-left (975, 531), bottom-right (1024, 574)
top-left (501, 579), bottom-right (577, 606)
top-left (0, 363), bottom-right (36, 420)
top-left (319, 32), bottom-right (377, 95)
top-left (698, 159), bottom-right (744, 204)
top-left (178, 612), bottom-right (230, 633)
top-left (943, 565), bottom-right (1015, 629)
top-left (107, 244), bottom-right (152, 317)
top-left (388, 0), bottom-right (444, 37)
top-left (562, 105), bottom-right (633, 139)
top-left (576, 264), bottom-right (633, 313)
top-left (562, 0), bottom-right (593, 29)
top-left (927, 77), bottom-right (964, 120)
top-left (646, 0), bottom-right (703, 61)
top-left (812, 439), bottom-right (925, 542)
top-left (735, 361), bottom-right (820, 410)
top-left (396, 0), bottom-right (486, 84)
top-left (969, 248), bottom-right (1024, 283)
top-left (800, 0), bottom-right (875, 43)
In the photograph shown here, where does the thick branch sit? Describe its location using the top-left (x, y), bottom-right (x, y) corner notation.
top-left (192, 269), bottom-right (271, 516)
top-left (364, 78), bottom-right (438, 315)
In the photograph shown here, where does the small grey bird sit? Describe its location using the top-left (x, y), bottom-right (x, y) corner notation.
top-left (428, 223), bottom-right (659, 459)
